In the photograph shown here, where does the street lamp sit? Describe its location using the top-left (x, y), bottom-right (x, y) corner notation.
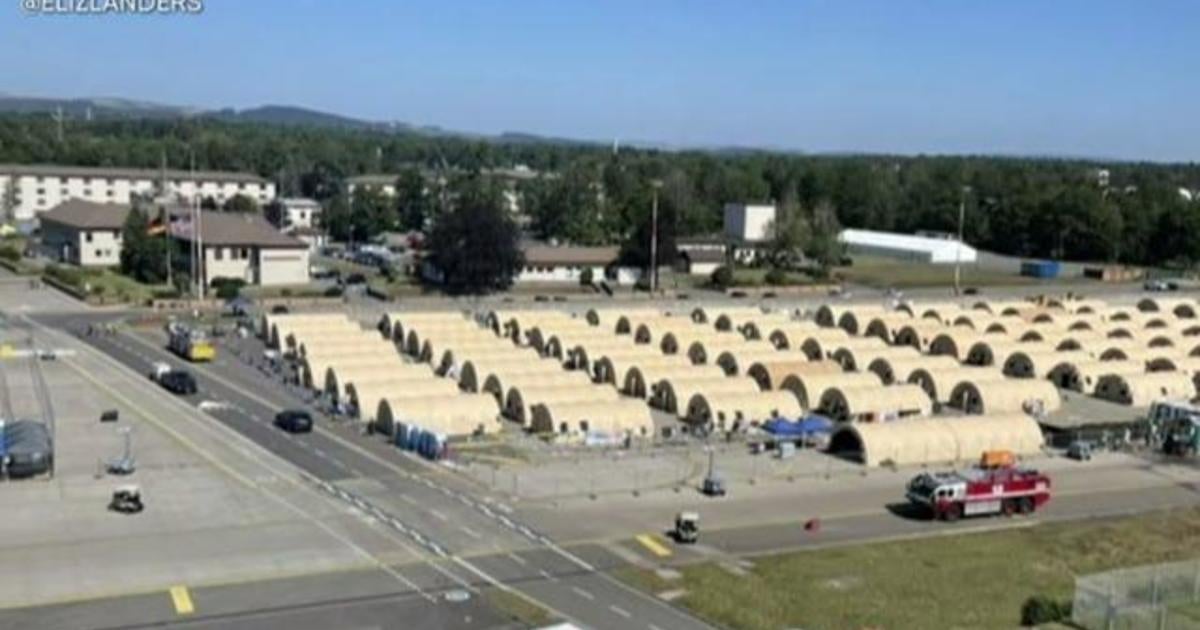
top-left (954, 185), bottom-right (972, 297)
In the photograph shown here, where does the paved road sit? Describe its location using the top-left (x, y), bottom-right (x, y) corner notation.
top-left (20, 312), bottom-right (712, 630)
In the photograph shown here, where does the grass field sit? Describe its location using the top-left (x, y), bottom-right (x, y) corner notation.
top-left (620, 508), bottom-right (1200, 630)
top-left (837, 256), bottom-right (1039, 289)
top-left (483, 587), bottom-right (553, 627)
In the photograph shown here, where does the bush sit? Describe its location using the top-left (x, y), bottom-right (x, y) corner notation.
top-left (323, 286), bottom-right (344, 298)
top-left (634, 276), bottom-right (651, 292)
top-left (764, 268), bottom-right (788, 286)
top-left (0, 245), bottom-right (20, 262)
top-left (579, 267), bottom-right (594, 286)
top-left (281, 288), bottom-right (293, 297)
top-left (1020, 596), bottom-right (1072, 626)
top-left (210, 276), bottom-right (247, 301)
top-left (710, 265), bottom-right (733, 289)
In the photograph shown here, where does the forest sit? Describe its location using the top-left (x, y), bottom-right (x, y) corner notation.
top-left (2, 114), bottom-right (1199, 268)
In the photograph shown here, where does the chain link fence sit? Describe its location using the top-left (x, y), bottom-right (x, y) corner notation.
top-left (1074, 560), bottom-right (1200, 629)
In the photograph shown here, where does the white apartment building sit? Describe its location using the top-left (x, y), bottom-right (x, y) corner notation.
top-left (723, 203), bottom-right (777, 243)
top-left (0, 164), bottom-right (275, 224)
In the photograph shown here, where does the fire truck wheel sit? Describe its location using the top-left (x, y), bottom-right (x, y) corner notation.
top-left (1018, 497), bottom-right (1034, 515)
top-left (1001, 499), bottom-right (1016, 517)
top-left (942, 504), bottom-right (962, 522)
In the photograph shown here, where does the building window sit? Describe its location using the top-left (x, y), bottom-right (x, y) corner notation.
top-left (36, 188), bottom-right (44, 195)
top-left (35, 176), bottom-right (43, 183)
top-left (85, 232), bottom-right (93, 243)
top-left (60, 188), bottom-right (67, 196)
top-left (37, 198), bottom-right (45, 206)
top-left (95, 249), bottom-right (102, 258)
top-left (214, 247), bottom-right (224, 261)
top-left (238, 182), bottom-right (245, 190)
top-left (113, 230), bottom-right (121, 241)
top-left (240, 247), bottom-right (250, 259)
top-left (84, 177), bottom-right (92, 185)
top-left (83, 189), bottom-right (92, 197)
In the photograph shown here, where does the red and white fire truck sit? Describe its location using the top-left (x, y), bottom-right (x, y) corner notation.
top-left (905, 465), bottom-right (1051, 521)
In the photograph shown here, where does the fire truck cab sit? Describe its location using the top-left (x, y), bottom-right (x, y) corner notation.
top-left (906, 466), bottom-right (1051, 521)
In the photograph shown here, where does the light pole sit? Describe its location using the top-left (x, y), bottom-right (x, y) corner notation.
top-left (649, 182), bottom-right (662, 294)
top-left (953, 185), bottom-right (971, 297)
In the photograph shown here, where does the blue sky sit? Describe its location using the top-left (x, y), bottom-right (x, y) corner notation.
top-left (2, 0), bottom-right (1196, 161)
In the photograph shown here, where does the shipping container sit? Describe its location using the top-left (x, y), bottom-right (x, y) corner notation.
top-left (1021, 260), bottom-right (1061, 279)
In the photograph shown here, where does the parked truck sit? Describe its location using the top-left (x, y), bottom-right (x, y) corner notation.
top-left (167, 322), bottom-right (215, 362)
top-left (906, 464), bottom-right (1051, 521)
top-left (1149, 400), bottom-right (1200, 456)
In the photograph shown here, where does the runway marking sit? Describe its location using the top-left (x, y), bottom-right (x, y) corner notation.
top-left (399, 494), bottom-right (418, 505)
top-left (635, 534), bottom-right (673, 558)
top-left (459, 525), bottom-right (483, 539)
top-left (609, 605), bottom-right (632, 619)
top-left (572, 586), bottom-right (595, 600)
top-left (506, 552), bottom-right (528, 566)
top-left (539, 569), bottom-right (558, 583)
top-left (429, 509), bottom-right (448, 522)
top-left (649, 624), bottom-right (665, 630)
top-left (169, 585), bottom-right (194, 615)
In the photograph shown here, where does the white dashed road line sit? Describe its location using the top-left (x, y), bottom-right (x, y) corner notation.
top-left (609, 605), bottom-right (632, 619)
top-left (572, 587), bottom-right (595, 601)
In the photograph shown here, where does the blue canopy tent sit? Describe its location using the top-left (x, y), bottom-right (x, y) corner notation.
top-left (763, 415), bottom-right (834, 438)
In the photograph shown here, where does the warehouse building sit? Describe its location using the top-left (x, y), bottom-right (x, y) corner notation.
top-left (839, 228), bottom-right (977, 264)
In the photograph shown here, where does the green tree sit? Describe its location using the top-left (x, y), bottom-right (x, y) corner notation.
top-left (766, 196), bottom-right (811, 269)
top-left (119, 206), bottom-right (168, 283)
top-left (394, 166), bottom-right (430, 231)
top-left (806, 200), bottom-right (844, 278)
top-left (426, 177), bottom-right (523, 293)
top-left (222, 193), bottom-right (259, 213)
top-left (349, 185), bottom-right (395, 242)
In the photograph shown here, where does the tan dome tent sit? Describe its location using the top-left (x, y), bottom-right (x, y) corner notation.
top-left (908, 366), bottom-right (1006, 402)
top-left (868, 355), bottom-right (958, 385)
top-left (347, 377), bottom-right (460, 421)
top-left (652, 375), bottom-right (759, 415)
top-left (586, 307), bottom-right (661, 330)
top-left (566, 340), bottom-right (645, 371)
top-left (703, 307), bottom-right (766, 329)
top-left (591, 353), bottom-right (687, 386)
top-left (659, 328), bottom-right (729, 356)
top-left (458, 358), bottom-right (564, 393)
top-left (530, 399), bottom-right (654, 436)
top-left (892, 320), bottom-right (949, 351)
top-left (929, 329), bottom-right (990, 359)
top-left (897, 301), bottom-right (962, 324)
top-left (542, 331), bottom-right (620, 360)
top-left (814, 304), bottom-right (847, 328)
top-left (1047, 359), bottom-right (1143, 393)
top-left (505, 384), bottom-right (619, 427)
top-left (1001, 349), bottom-right (1088, 379)
top-left (434, 340), bottom-right (521, 373)
top-left (818, 384), bottom-right (932, 422)
top-left (948, 379), bottom-right (1061, 415)
top-left (862, 314), bottom-right (916, 343)
top-left (299, 344), bottom-right (401, 389)
top-left (1147, 356), bottom-right (1200, 374)
top-left (685, 390), bottom-right (802, 430)
top-left (292, 328), bottom-right (381, 355)
top-left (620, 363), bottom-right (718, 399)
top-left (614, 312), bottom-right (671, 336)
top-left (836, 307), bottom-right (893, 335)
top-left (732, 313), bottom-right (792, 338)
top-left (1137, 297), bottom-right (1198, 318)
top-left (712, 347), bottom-right (787, 376)
top-left (484, 370), bottom-right (591, 402)
top-left (780, 371), bottom-right (882, 409)
top-left (829, 414), bottom-right (1045, 467)
top-left (376, 393), bottom-right (500, 437)
top-left (964, 340), bottom-right (1027, 367)
top-left (1094, 371), bottom-right (1195, 406)
top-left (747, 359), bottom-right (842, 391)
top-left (324, 361), bottom-right (432, 401)
top-left (382, 311), bottom-right (470, 345)
top-left (263, 313), bottom-right (351, 347)
top-left (765, 322), bottom-right (828, 350)
top-left (685, 338), bottom-right (765, 366)
top-left (831, 344), bottom-right (920, 371)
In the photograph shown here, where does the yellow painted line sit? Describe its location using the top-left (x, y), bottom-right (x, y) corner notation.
top-left (0, 344), bottom-right (12, 358)
top-left (635, 534), bottom-right (673, 558)
top-left (169, 585), bottom-right (194, 615)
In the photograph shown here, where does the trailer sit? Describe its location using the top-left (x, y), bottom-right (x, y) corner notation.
top-left (905, 465), bottom-right (1051, 521)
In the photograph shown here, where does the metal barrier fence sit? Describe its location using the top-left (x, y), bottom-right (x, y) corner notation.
top-left (1074, 559), bottom-right (1200, 629)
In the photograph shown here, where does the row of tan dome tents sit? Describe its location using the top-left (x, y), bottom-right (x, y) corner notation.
top-left (262, 312), bottom-right (503, 441)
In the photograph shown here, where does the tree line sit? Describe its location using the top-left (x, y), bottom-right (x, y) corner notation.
top-left (2, 114), bottom-right (1199, 269)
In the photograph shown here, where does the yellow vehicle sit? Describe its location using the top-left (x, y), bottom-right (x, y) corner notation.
top-left (167, 323), bottom-right (216, 362)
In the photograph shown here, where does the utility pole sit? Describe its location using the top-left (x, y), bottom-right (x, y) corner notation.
top-left (954, 185), bottom-right (970, 297)
top-left (649, 180), bottom-right (663, 294)
top-left (51, 106), bottom-right (64, 143)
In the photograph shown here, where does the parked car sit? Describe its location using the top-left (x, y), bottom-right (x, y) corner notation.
top-left (1067, 440), bottom-right (1093, 461)
top-left (159, 370), bottom-right (198, 395)
top-left (344, 273), bottom-right (368, 286)
top-left (1144, 279), bottom-right (1174, 292)
top-left (270, 305), bottom-right (290, 314)
top-left (274, 409), bottom-right (314, 433)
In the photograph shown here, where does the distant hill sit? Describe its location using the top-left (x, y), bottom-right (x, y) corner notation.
top-left (0, 94), bottom-right (197, 119)
top-left (204, 104), bottom-right (396, 131)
